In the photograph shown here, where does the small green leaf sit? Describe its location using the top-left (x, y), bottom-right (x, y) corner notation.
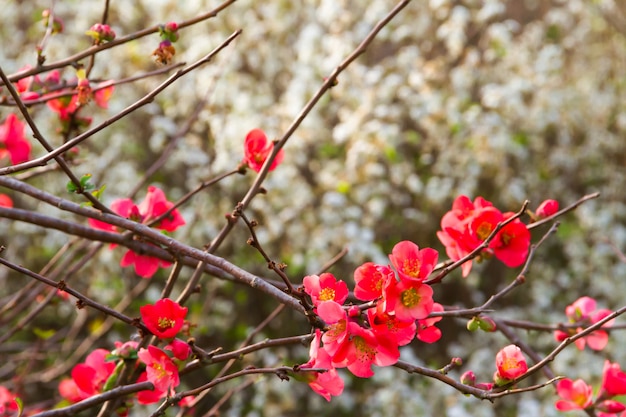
top-left (33, 327), bottom-right (56, 340)
top-left (66, 181), bottom-right (78, 193)
top-left (15, 397), bottom-right (23, 417)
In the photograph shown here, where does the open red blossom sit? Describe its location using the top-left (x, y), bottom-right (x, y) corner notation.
top-left (303, 272), bottom-right (349, 307)
top-left (0, 113), bottom-right (31, 165)
top-left (353, 262), bottom-right (394, 301)
top-left (367, 302), bottom-right (416, 346)
top-left (243, 128), bottom-right (284, 172)
top-left (59, 349), bottom-right (115, 403)
top-left (331, 321), bottom-right (400, 378)
top-left (491, 213), bottom-right (530, 267)
top-left (136, 371), bottom-right (166, 405)
top-left (0, 386), bottom-right (19, 415)
top-left (554, 296), bottom-right (614, 351)
top-left (555, 378), bottom-right (593, 411)
top-left (437, 195), bottom-right (495, 277)
top-left (93, 81), bottom-right (115, 108)
top-left (88, 186), bottom-right (185, 278)
top-left (137, 346), bottom-right (180, 393)
top-left (602, 361), bottom-right (626, 397)
top-left (140, 298), bottom-right (188, 339)
top-left (317, 301), bottom-right (349, 357)
top-left (382, 277), bottom-right (434, 322)
top-left (494, 344), bottom-right (527, 383)
top-left (0, 194), bottom-right (13, 208)
top-left (300, 329), bottom-right (344, 401)
top-left (388, 240), bottom-right (438, 282)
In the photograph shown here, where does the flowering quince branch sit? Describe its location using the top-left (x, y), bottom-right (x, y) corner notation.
top-left (0, 30), bottom-right (242, 176)
top-left (0, 66), bottom-right (112, 212)
top-left (425, 199), bottom-right (530, 285)
top-left (527, 192), bottom-right (601, 230)
top-left (0, 176), bottom-right (305, 311)
top-left (7, 63), bottom-right (185, 108)
top-left (1, 0), bottom-right (238, 85)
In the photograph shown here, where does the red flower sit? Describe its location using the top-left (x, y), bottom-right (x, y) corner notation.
top-left (382, 277), bottom-right (434, 322)
top-left (535, 199), bottom-right (559, 218)
top-left (89, 186), bottom-right (185, 278)
top-left (353, 262), bottom-right (394, 301)
top-left (59, 349), bottom-right (115, 402)
top-left (301, 329), bottom-right (344, 401)
top-left (93, 81), bottom-right (115, 108)
top-left (0, 386), bottom-right (18, 415)
top-left (554, 378), bottom-right (593, 411)
top-left (0, 113), bottom-right (31, 165)
top-left (331, 321), bottom-right (400, 378)
top-left (602, 361), bottom-right (626, 397)
top-left (554, 296), bottom-right (613, 351)
top-left (416, 302), bottom-right (443, 343)
top-left (0, 194), bottom-right (13, 208)
top-left (388, 240), bottom-right (438, 282)
top-left (243, 129), bottom-right (284, 172)
top-left (140, 298), bottom-right (188, 339)
top-left (490, 213), bottom-right (531, 268)
top-left (438, 196), bottom-right (530, 276)
top-left (136, 372), bottom-right (166, 405)
top-left (494, 344), bottom-right (527, 383)
top-left (164, 339), bottom-right (191, 361)
top-left (137, 346), bottom-right (180, 392)
top-left (317, 301), bottom-right (349, 357)
top-left (303, 272), bottom-right (349, 307)
top-left (367, 302), bottom-right (416, 346)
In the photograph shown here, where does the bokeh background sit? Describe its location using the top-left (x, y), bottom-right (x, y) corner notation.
top-left (1, 0), bottom-right (625, 416)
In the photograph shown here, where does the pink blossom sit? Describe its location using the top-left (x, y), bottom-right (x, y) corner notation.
top-left (353, 262), bottom-right (394, 301)
top-left (367, 302), bottom-right (416, 346)
top-left (165, 339), bottom-right (192, 361)
top-left (331, 321), bottom-right (400, 378)
top-left (136, 372), bottom-right (166, 405)
top-left (494, 344), bottom-right (527, 382)
top-left (416, 302), bottom-right (443, 343)
top-left (59, 349), bottom-right (115, 402)
top-left (303, 273), bottom-right (349, 307)
top-left (0, 113), bottom-right (31, 165)
top-left (301, 329), bottom-right (344, 401)
top-left (0, 194), bottom-right (13, 208)
top-left (535, 199), bottom-right (559, 218)
top-left (243, 129), bottom-right (284, 172)
top-left (88, 186), bottom-right (185, 278)
top-left (388, 241), bottom-right (438, 282)
top-left (382, 278), bottom-right (434, 322)
top-left (554, 378), bottom-right (593, 411)
top-left (554, 296), bottom-right (613, 351)
top-left (137, 345), bottom-right (180, 392)
top-left (602, 361), bottom-right (626, 397)
top-left (317, 301), bottom-right (349, 357)
top-left (140, 298), bottom-right (188, 339)
top-left (0, 386), bottom-right (18, 415)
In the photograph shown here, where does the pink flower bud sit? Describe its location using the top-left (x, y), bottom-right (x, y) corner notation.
top-left (535, 199), bottom-right (559, 218)
top-left (460, 371), bottom-right (476, 386)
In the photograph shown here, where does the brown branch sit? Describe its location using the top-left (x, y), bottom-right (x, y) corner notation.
top-left (0, 30), bottom-right (242, 176)
top-left (2, 0), bottom-right (238, 85)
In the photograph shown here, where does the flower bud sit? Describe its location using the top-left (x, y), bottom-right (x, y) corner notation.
top-left (535, 199), bottom-right (559, 219)
top-left (460, 371), bottom-right (476, 386)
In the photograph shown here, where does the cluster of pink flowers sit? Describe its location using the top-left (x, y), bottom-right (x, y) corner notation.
top-left (89, 186), bottom-right (185, 278)
top-left (554, 296), bottom-right (614, 351)
top-left (59, 299), bottom-right (192, 412)
top-left (437, 195), bottom-right (532, 277)
top-left (556, 361), bottom-right (626, 415)
top-left (300, 240), bottom-right (443, 400)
